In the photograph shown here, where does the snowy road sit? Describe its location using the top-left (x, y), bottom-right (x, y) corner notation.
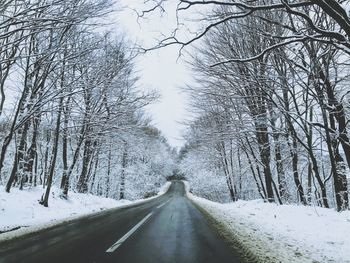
top-left (0, 181), bottom-right (243, 263)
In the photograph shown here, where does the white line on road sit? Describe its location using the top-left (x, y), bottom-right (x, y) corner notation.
top-left (106, 212), bottom-right (153, 253)
top-left (156, 199), bottom-right (171, 209)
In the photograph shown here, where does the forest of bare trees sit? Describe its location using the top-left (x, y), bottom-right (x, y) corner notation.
top-left (139, 0), bottom-right (350, 211)
top-left (1, 2), bottom-right (350, 263)
top-left (2, 0), bottom-right (350, 213)
top-left (0, 0), bottom-right (176, 207)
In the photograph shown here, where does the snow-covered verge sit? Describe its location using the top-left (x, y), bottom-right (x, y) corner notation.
top-left (0, 182), bottom-right (171, 242)
top-left (157, 181), bottom-right (171, 195)
top-left (183, 181), bottom-right (350, 263)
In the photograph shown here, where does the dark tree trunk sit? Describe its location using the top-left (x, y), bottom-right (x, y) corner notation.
top-left (321, 105), bottom-right (348, 211)
top-left (25, 117), bottom-right (40, 185)
top-left (255, 125), bottom-right (274, 202)
top-left (89, 148), bottom-right (100, 195)
top-left (314, 73), bottom-right (349, 211)
top-left (219, 141), bottom-right (237, 201)
top-left (6, 119), bottom-right (30, 192)
top-left (105, 145), bottom-right (112, 198)
top-left (307, 107), bottom-right (314, 204)
top-left (77, 137), bottom-right (92, 193)
top-left (119, 142), bottom-right (128, 200)
top-left (40, 97), bottom-right (63, 207)
top-left (43, 129), bottom-right (51, 187)
top-left (60, 101), bottom-right (69, 189)
top-left (245, 136), bottom-right (267, 198)
top-left (290, 136), bottom-right (307, 205)
top-left (62, 125), bottom-right (86, 198)
top-left (243, 149), bottom-right (266, 199)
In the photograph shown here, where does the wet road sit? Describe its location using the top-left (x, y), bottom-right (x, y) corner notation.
top-left (0, 181), bottom-right (243, 263)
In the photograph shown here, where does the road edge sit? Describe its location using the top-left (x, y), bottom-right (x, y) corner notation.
top-left (182, 180), bottom-right (260, 263)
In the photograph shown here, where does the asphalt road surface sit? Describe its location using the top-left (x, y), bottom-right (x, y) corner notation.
top-left (0, 181), bottom-right (244, 263)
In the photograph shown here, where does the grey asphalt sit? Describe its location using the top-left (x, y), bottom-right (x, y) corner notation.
top-left (0, 181), bottom-right (244, 263)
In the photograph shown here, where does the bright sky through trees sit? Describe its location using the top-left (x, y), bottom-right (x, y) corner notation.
top-left (117, 0), bottom-right (190, 148)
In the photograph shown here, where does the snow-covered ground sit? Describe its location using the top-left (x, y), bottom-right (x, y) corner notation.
top-left (0, 182), bottom-right (171, 242)
top-left (184, 181), bottom-right (350, 263)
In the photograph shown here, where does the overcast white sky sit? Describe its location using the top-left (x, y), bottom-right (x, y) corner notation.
top-left (114, 0), bottom-right (192, 148)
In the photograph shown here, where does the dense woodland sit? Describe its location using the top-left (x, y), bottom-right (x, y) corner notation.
top-left (0, 0), bottom-right (176, 206)
top-left (141, 0), bottom-right (350, 211)
top-left (2, 0), bottom-right (350, 213)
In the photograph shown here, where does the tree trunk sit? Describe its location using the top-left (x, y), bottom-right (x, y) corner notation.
top-left (119, 142), bottom-right (128, 200)
top-left (255, 125), bottom-right (274, 202)
top-left (60, 100), bottom-right (69, 189)
top-left (6, 120), bottom-right (30, 192)
top-left (40, 97), bottom-right (63, 207)
top-left (24, 117), bottom-right (40, 185)
top-left (77, 137), bottom-right (92, 193)
top-left (62, 126), bottom-right (86, 198)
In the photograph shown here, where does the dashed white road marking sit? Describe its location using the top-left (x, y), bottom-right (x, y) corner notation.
top-left (156, 199), bottom-right (171, 209)
top-left (106, 212), bottom-right (153, 253)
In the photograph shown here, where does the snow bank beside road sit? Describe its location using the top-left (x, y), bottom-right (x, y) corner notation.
top-left (184, 181), bottom-right (350, 263)
top-left (157, 181), bottom-right (171, 196)
top-left (0, 182), bottom-right (170, 241)
top-left (0, 187), bottom-right (129, 234)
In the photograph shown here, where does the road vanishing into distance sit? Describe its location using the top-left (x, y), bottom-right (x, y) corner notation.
top-left (0, 181), bottom-right (244, 263)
